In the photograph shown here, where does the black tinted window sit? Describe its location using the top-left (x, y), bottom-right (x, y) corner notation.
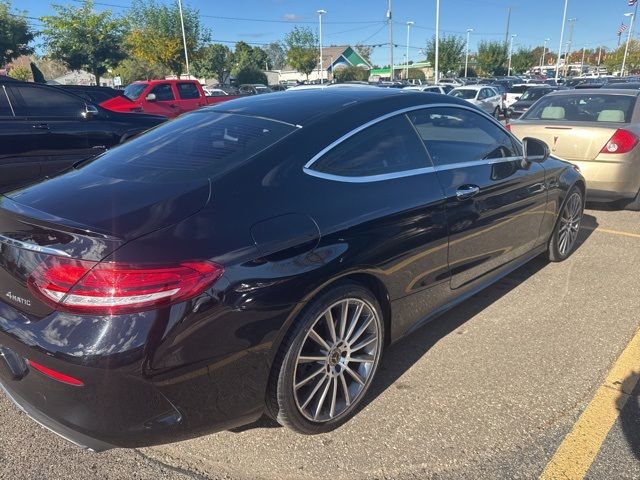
top-left (0, 87), bottom-right (13, 117)
top-left (150, 84), bottom-right (174, 101)
top-left (311, 115), bottom-right (429, 177)
top-left (407, 107), bottom-right (520, 166)
top-left (177, 82), bottom-right (200, 99)
top-left (523, 94), bottom-right (635, 122)
top-left (79, 112), bottom-right (295, 182)
top-left (12, 85), bottom-right (85, 117)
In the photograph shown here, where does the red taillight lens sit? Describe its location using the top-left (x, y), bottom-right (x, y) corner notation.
top-left (28, 360), bottom-right (84, 386)
top-left (600, 129), bottom-right (639, 154)
top-left (28, 258), bottom-right (223, 314)
top-left (505, 124), bottom-right (512, 132)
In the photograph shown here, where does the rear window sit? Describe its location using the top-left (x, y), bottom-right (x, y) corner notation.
top-left (177, 82), bottom-right (200, 99)
top-left (449, 89), bottom-right (477, 100)
top-left (79, 112), bottom-right (296, 182)
top-left (523, 94), bottom-right (636, 123)
top-left (520, 88), bottom-right (552, 101)
top-left (509, 85), bottom-right (529, 94)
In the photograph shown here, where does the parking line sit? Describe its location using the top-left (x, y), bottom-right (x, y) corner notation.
top-left (583, 226), bottom-right (640, 240)
top-left (539, 327), bottom-right (640, 480)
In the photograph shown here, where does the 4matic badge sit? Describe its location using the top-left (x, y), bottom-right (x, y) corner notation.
top-left (4, 291), bottom-right (31, 307)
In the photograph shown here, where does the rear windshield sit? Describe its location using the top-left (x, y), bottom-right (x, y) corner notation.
top-left (78, 112), bottom-right (296, 182)
top-left (522, 94), bottom-right (636, 123)
top-left (520, 88), bottom-right (552, 101)
top-left (449, 89), bottom-right (477, 100)
top-left (124, 83), bottom-right (148, 101)
top-left (509, 85), bottom-right (529, 94)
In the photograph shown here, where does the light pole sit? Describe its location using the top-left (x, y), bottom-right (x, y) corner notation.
top-left (465, 28), bottom-right (474, 78)
top-left (541, 38), bottom-right (550, 68)
top-left (508, 34), bottom-right (517, 76)
top-left (317, 9), bottom-right (326, 83)
top-left (555, 0), bottom-right (569, 82)
top-left (580, 44), bottom-right (587, 75)
top-left (177, 0), bottom-right (190, 76)
top-left (406, 21), bottom-right (414, 80)
top-left (387, 0), bottom-right (393, 80)
top-left (622, 8), bottom-right (637, 77)
top-left (434, 0), bottom-right (440, 84)
top-left (564, 18), bottom-right (577, 76)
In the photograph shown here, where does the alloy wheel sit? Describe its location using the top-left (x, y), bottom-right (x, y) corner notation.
top-left (557, 191), bottom-right (582, 256)
top-left (292, 298), bottom-right (381, 423)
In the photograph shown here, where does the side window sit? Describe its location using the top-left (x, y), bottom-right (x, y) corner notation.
top-left (150, 84), bottom-right (175, 101)
top-left (407, 107), bottom-right (521, 167)
top-left (12, 85), bottom-right (85, 117)
top-left (478, 89), bottom-right (487, 100)
top-left (0, 87), bottom-right (13, 117)
top-left (309, 115), bottom-right (429, 178)
top-left (177, 82), bottom-right (200, 100)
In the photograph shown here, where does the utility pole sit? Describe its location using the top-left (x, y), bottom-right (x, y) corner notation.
top-left (580, 45), bottom-right (587, 74)
top-left (406, 21), bottom-right (414, 80)
top-left (177, 0), bottom-right (190, 76)
top-left (622, 4), bottom-right (638, 77)
top-left (505, 6), bottom-right (511, 45)
top-left (465, 28), bottom-right (474, 78)
top-left (555, 0), bottom-right (569, 82)
top-left (317, 10), bottom-right (326, 83)
top-left (435, 0), bottom-right (440, 84)
top-left (541, 38), bottom-right (550, 68)
top-left (565, 18), bottom-right (577, 76)
top-left (387, 0), bottom-right (394, 80)
top-left (597, 46), bottom-right (602, 66)
top-left (508, 34), bottom-right (517, 76)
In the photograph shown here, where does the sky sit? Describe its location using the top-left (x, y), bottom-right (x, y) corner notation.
top-left (16, 0), bottom-right (640, 67)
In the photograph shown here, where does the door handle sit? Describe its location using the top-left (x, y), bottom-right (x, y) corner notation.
top-left (32, 123), bottom-right (50, 130)
top-left (455, 185), bottom-right (480, 200)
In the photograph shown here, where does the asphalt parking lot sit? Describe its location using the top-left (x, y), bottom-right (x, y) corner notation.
top-left (0, 206), bottom-right (638, 480)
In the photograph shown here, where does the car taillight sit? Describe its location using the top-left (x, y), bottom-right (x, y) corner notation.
top-left (28, 257), bottom-right (223, 314)
top-left (600, 129), bottom-right (639, 154)
top-left (505, 124), bottom-right (512, 132)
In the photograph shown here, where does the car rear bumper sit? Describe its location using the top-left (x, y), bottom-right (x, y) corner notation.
top-left (570, 158), bottom-right (640, 201)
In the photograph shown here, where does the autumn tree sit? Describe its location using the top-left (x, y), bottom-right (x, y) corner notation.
top-left (284, 27), bottom-right (318, 80)
top-left (41, 0), bottom-right (126, 84)
top-left (127, 0), bottom-right (209, 76)
top-left (0, 1), bottom-right (34, 66)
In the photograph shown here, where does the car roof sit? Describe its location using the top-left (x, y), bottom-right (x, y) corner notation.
top-left (206, 87), bottom-right (478, 126)
top-left (545, 88), bottom-right (640, 96)
top-left (451, 85), bottom-right (490, 90)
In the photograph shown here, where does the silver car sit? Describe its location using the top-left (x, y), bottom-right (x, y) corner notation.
top-left (448, 85), bottom-right (502, 118)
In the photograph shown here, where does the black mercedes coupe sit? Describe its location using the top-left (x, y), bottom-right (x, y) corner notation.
top-left (0, 86), bottom-right (584, 450)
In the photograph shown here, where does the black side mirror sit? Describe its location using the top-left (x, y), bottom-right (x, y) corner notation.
top-left (82, 104), bottom-right (99, 119)
top-left (523, 137), bottom-right (550, 163)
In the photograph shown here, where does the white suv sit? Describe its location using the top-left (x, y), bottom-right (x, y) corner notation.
top-left (447, 85), bottom-right (502, 117)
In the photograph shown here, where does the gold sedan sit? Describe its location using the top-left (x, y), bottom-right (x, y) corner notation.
top-left (508, 89), bottom-right (640, 210)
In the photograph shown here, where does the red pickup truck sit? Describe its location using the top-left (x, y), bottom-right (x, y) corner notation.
top-left (100, 79), bottom-right (240, 118)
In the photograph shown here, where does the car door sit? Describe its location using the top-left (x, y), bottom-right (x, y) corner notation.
top-left (175, 82), bottom-right (204, 114)
top-left (147, 83), bottom-right (180, 117)
top-left (9, 84), bottom-right (93, 180)
top-left (478, 88), bottom-right (494, 114)
top-left (0, 85), bottom-right (43, 192)
top-left (407, 106), bottom-right (548, 289)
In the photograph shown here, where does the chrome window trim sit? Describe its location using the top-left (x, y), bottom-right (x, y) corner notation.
top-left (0, 234), bottom-right (71, 258)
top-left (302, 103), bottom-right (524, 183)
top-left (2, 85), bottom-right (15, 117)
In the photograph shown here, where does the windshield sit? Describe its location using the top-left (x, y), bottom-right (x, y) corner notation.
top-left (124, 83), bottom-right (148, 101)
top-left (523, 94), bottom-right (636, 123)
top-left (79, 112), bottom-right (296, 182)
top-left (449, 89), bottom-right (477, 100)
top-left (520, 89), bottom-right (552, 101)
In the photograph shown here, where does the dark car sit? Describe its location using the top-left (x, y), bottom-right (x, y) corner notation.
top-left (607, 81), bottom-right (640, 90)
top-left (238, 84), bottom-right (272, 95)
top-left (54, 85), bottom-right (124, 104)
top-left (0, 79), bottom-right (167, 192)
top-left (0, 88), bottom-right (585, 451)
top-left (508, 86), bottom-right (566, 119)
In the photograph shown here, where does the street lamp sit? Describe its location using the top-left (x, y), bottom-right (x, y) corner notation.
top-left (555, 0), bottom-right (569, 82)
top-left (622, 11), bottom-right (636, 77)
top-left (465, 28), bottom-right (474, 78)
top-left (580, 44), bottom-right (588, 75)
top-left (177, 0), bottom-right (190, 76)
top-left (434, 0), bottom-right (440, 84)
top-left (508, 34), bottom-right (517, 76)
top-left (541, 38), bottom-right (550, 68)
top-left (317, 9), bottom-right (326, 83)
top-left (406, 21), bottom-right (414, 80)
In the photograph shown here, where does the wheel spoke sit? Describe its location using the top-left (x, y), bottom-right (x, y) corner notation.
top-left (339, 373), bottom-right (351, 407)
top-left (329, 377), bottom-right (338, 418)
top-left (338, 301), bottom-right (349, 339)
top-left (295, 366), bottom-right (325, 390)
top-left (301, 375), bottom-right (328, 410)
top-left (314, 376), bottom-right (332, 420)
top-left (297, 355), bottom-right (327, 364)
top-left (347, 316), bottom-right (373, 344)
top-left (308, 328), bottom-right (331, 351)
top-left (351, 335), bottom-right (377, 353)
top-left (344, 364), bottom-right (365, 385)
top-left (324, 310), bottom-right (337, 344)
top-left (348, 354), bottom-right (374, 363)
top-left (344, 303), bottom-right (364, 342)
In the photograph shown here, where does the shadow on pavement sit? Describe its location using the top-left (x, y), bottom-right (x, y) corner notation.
top-left (232, 214), bottom-right (598, 433)
top-left (618, 371), bottom-right (640, 461)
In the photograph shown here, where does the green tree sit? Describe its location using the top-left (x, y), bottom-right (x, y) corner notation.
top-left (406, 68), bottom-right (425, 81)
top-left (235, 66), bottom-right (267, 85)
top-left (0, 1), bottom-right (34, 66)
top-left (112, 57), bottom-right (169, 84)
top-left (264, 42), bottom-right (286, 70)
top-left (193, 43), bottom-right (233, 82)
top-left (41, 1), bottom-right (126, 85)
top-left (477, 40), bottom-right (508, 76)
top-left (510, 47), bottom-right (536, 74)
top-left (426, 34), bottom-right (465, 76)
top-left (604, 40), bottom-right (640, 75)
top-left (232, 41), bottom-right (268, 73)
top-left (334, 66), bottom-right (369, 82)
top-left (284, 26), bottom-right (318, 80)
top-left (8, 64), bottom-right (29, 81)
top-left (127, 0), bottom-right (209, 76)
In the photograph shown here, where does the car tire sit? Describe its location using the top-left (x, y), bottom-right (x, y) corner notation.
top-left (268, 283), bottom-right (384, 434)
top-left (623, 189), bottom-right (640, 211)
top-left (548, 186), bottom-right (584, 262)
